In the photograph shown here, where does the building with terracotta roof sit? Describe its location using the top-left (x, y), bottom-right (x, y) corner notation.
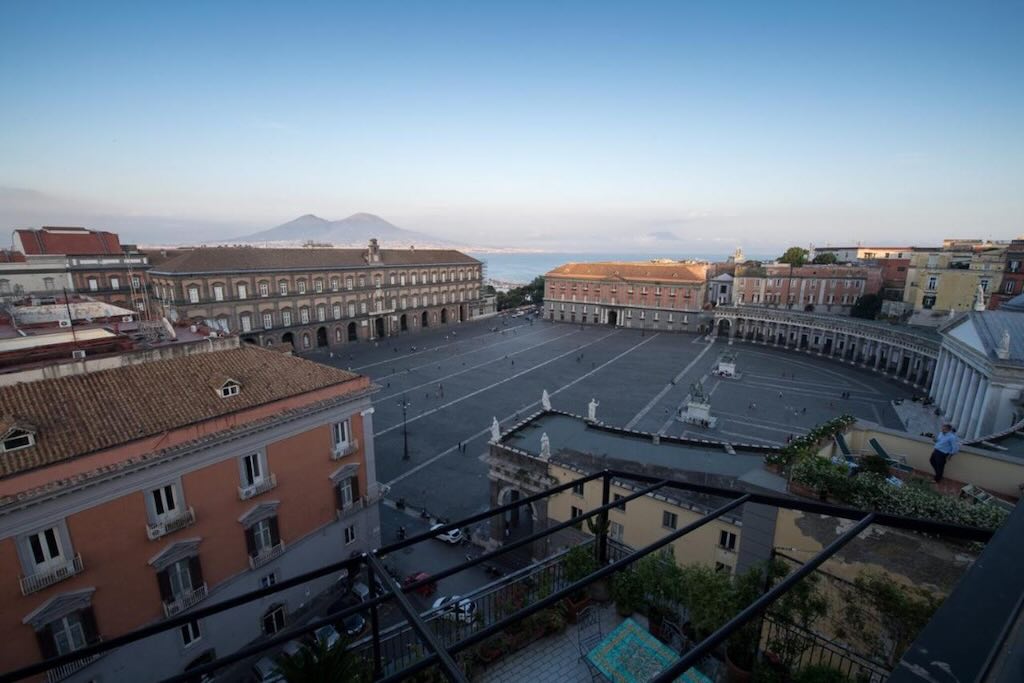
top-left (148, 239), bottom-right (485, 349)
top-left (0, 344), bottom-right (380, 681)
top-left (8, 228), bottom-right (151, 312)
top-left (733, 263), bottom-right (882, 315)
top-left (543, 260), bottom-right (709, 330)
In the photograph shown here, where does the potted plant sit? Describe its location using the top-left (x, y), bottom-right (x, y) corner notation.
top-left (611, 570), bottom-right (644, 616)
top-left (585, 516), bottom-right (612, 602)
top-left (562, 544), bottom-right (597, 621)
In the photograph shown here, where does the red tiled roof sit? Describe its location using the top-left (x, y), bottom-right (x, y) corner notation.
top-left (16, 227), bottom-right (122, 256)
top-left (0, 250), bottom-right (26, 263)
top-left (0, 345), bottom-right (365, 478)
top-left (150, 247), bottom-right (480, 274)
top-left (545, 261), bottom-right (708, 283)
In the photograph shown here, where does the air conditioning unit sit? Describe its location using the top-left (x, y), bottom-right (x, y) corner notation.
top-left (58, 319), bottom-right (72, 328)
top-left (71, 350), bottom-right (86, 360)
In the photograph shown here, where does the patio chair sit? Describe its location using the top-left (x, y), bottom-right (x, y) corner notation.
top-left (577, 605), bottom-right (604, 660)
top-left (868, 438), bottom-right (914, 474)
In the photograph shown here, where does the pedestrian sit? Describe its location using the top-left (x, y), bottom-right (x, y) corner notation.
top-left (778, 391), bottom-right (783, 399)
top-left (801, 407), bottom-right (806, 414)
top-left (930, 424), bottom-right (960, 483)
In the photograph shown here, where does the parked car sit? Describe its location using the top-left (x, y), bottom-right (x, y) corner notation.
top-left (252, 640), bottom-right (303, 682)
top-left (430, 523), bottom-right (463, 544)
top-left (328, 594), bottom-right (367, 638)
top-left (342, 611), bottom-right (367, 637)
top-left (314, 624), bottom-right (341, 650)
top-left (350, 580), bottom-right (370, 602)
top-left (402, 572), bottom-right (438, 597)
top-left (432, 595), bottom-right (477, 623)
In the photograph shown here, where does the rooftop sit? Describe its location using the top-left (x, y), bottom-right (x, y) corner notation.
top-left (0, 345), bottom-right (363, 478)
top-left (150, 246), bottom-right (480, 274)
top-left (545, 261), bottom-right (707, 283)
top-left (14, 227), bottom-right (123, 256)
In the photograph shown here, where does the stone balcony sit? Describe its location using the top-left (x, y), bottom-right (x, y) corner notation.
top-left (163, 583), bottom-right (209, 618)
top-left (238, 473), bottom-right (278, 501)
top-left (249, 541), bottom-right (286, 570)
top-left (146, 507), bottom-right (196, 541)
top-left (19, 554), bottom-right (84, 596)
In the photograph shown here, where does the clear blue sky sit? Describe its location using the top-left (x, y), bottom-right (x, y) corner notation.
top-left (1, 1), bottom-right (1021, 250)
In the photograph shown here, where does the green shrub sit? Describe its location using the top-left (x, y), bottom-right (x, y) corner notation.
top-left (793, 665), bottom-right (851, 683)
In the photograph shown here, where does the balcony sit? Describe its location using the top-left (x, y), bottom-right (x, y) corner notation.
top-left (248, 541), bottom-right (286, 570)
top-left (45, 647), bottom-right (101, 683)
top-left (330, 439), bottom-right (359, 460)
top-left (336, 496), bottom-right (366, 520)
top-left (238, 474), bottom-right (278, 501)
top-left (162, 583), bottom-right (209, 617)
top-left (19, 554), bottom-right (84, 595)
top-left (146, 507), bottom-right (196, 540)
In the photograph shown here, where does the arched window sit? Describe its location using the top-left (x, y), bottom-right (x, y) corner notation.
top-left (278, 280), bottom-right (289, 296)
top-left (300, 306), bottom-right (310, 324)
top-left (333, 303), bottom-right (341, 319)
top-left (316, 304), bottom-right (326, 321)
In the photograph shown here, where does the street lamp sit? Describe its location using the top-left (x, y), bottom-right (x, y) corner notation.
top-left (398, 395), bottom-right (411, 460)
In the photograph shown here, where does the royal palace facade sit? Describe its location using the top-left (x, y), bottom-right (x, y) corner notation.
top-left (149, 240), bottom-right (483, 350)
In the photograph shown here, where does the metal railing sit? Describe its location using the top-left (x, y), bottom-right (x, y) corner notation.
top-left (19, 554), bottom-right (84, 596)
top-left (163, 583), bottom-right (209, 618)
top-left (45, 648), bottom-right (101, 683)
top-left (331, 439), bottom-right (360, 460)
top-left (3, 468), bottom-right (995, 683)
top-left (761, 616), bottom-right (890, 683)
top-left (238, 474), bottom-right (278, 501)
top-left (146, 507), bottom-right (196, 540)
top-left (248, 542), bottom-right (286, 570)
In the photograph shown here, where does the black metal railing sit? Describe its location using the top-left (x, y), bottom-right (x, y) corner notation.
top-left (0, 468), bottom-right (996, 683)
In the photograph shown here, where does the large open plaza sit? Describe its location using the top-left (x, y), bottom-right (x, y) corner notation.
top-left (304, 316), bottom-right (919, 525)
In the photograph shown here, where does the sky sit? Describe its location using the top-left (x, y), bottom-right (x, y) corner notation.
top-left (1, 1), bottom-right (1022, 251)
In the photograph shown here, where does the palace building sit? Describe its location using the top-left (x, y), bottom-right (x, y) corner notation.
top-left (543, 261), bottom-right (708, 332)
top-left (148, 239), bottom-right (483, 350)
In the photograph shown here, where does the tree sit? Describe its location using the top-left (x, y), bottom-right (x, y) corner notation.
top-left (274, 637), bottom-right (370, 683)
top-left (778, 247), bottom-right (809, 267)
top-left (495, 276), bottom-right (545, 311)
top-left (850, 293), bottom-right (882, 319)
top-left (811, 252), bottom-right (838, 265)
top-left (482, 284), bottom-right (497, 296)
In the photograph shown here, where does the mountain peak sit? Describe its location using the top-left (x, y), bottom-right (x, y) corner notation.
top-left (344, 212), bottom-right (386, 222)
top-left (233, 212), bottom-right (453, 246)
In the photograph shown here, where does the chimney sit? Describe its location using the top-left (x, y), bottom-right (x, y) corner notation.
top-left (368, 238), bottom-right (380, 263)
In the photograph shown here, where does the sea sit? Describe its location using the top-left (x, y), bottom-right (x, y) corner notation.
top-left (468, 251), bottom-right (768, 286)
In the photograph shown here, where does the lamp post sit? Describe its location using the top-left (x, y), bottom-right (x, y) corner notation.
top-left (398, 395), bottom-right (410, 460)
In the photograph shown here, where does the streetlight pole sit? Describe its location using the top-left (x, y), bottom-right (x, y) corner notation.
top-left (398, 395), bottom-right (410, 460)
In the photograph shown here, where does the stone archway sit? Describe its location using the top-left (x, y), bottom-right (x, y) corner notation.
top-left (400, 313), bottom-right (408, 332)
top-left (347, 322), bottom-right (358, 342)
top-left (716, 318), bottom-right (732, 337)
top-left (441, 308), bottom-right (448, 324)
top-left (607, 310), bottom-right (618, 326)
top-left (316, 326), bottom-right (328, 347)
top-left (374, 317), bottom-right (385, 339)
top-left (496, 486), bottom-right (537, 539)
top-left (421, 310), bottom-right (429, 328)
top-left (282, 332), bottom-right (295, 350)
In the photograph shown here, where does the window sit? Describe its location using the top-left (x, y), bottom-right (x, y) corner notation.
top-left (258, 281), bottom-right (269, 297)
top-left (719, 530), bottom-right (737, 551)
top-left (571, 482), bottom-right (585, 497)
top-left (262, 605), bottom-right (286, 635)
top-left (282, 309), bottom-right (292, 326)
top-left (220, 382), bottom-right (240, 398)
top-left (279, 280), bottom-right (289, 296)
top-left (333, 303), bottom-right (341, 319)
top-left (613, 494), bottom-right (626, 512)
top-left (188, 287), bottom-right (200, 303)
top-left (212, 285), bottom-right (224, 301)
top-left (338, 476), bottom-right (356, 509)
top-left (922, 295), bottom-right (937, 309)
top-left (389, 274), bottom-right (396, 285)
top-left (49, 611), bottom-right (92, 656)
top-left (87, 277), bottom-right (98, 291)
top-left (110, 276), bottom-right (120, 290)
top-left (314, 279), bottom-right (323, 293)
top-left (164, 557), bottom-right (196, 601)
top-left (610, 521), bottom-right (624, 542)
top-left (260, 572), bottom-right (278, 588)
top-left (27, 527), bottom-right (65, 570)
top-left (43, 277), bottom-right (55, 290)
top-left (662, 511), bottom-right (678, 530)
top-left (1006, 280), bottom-right (1016, 294)
top-left (250, 518), bottom-right (279, 555)
top-left (981, 279), bottom-right (990, 292)
top-left (317, 304), bottom-right (326, 321)
top-left (347, 303), bottom-right (356, 317)
top-left (300, 307), bottom-right (310, 324)
top-left (297, 280), bottom-right (307, 294)
top-left (2, 429), bottom-right (34, 452)
top-left (359, 275), bottom-right (366, 288)
top-left (241, 453), bottom-right (264, 487)
top-left (411, 273), bottom-right (418, 285)
top-left (346, 276), bottom-right (354, 290)
top-left (332, 419), bottom-right (351, 450)
top-left (262, 312), bottom-right (273, 329)
top-left (374, 275), bottom-right (382, 287)
top-left (400, 274), bottom-right (406, 285)
top-left (180, 620), bottom-right (201, 647)
top-left (360, 302), bottom-right (367, 314)
top-left (570, 506), bottom-right (583, 529)
top-left (240, 313), bottom-right (252, 332)
top-left (331, 277), bottom-right (339, 291)
top-left (152, 484), bottom-right (179, 519)
top-left (926, 276), bottom-right (938, 291)
top-left (238, 283), bottom-right (248, 299)
top-left (344, 525), bottom-right (356, 545)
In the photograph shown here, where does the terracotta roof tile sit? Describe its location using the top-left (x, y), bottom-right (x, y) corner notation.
top-left (16, 228), bottom-right (122, 256)
top-left (545, 261), bottom-right (708, 283)
top-left (0, 346), bottom-right (363, 478)
top-left (150, 247), bottom-right (480, 274)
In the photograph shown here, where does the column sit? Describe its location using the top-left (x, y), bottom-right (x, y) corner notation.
top-left (973, 383), bottom-right (998, 439)
top-left (921, 357), bottom-right (935, 390)
top-left (873, 342), bottom-right (883, 370)
top-left (952, 368), bottom-right (979, 428)
top-left (932, 350), bottom-right (951, 403)
top-left (967, 378), bottom-right (990, 439)
top-left (942, 359), bottom-right (965, 414)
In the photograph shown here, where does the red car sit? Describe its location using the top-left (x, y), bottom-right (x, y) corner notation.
top-left (402, 572), bottom-right (437, 597)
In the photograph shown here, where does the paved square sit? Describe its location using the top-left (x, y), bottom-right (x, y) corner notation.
top-left (304, 318), bottom-right (915, 524)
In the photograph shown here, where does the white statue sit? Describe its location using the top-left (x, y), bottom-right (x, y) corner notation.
top-left (540, 432), bottom-right (550, 459)
top-left (490, 417), bottom-right (501, 442)
top-left (587, 398), bottom-right (600, 421)
top-left (998, 329), bottom-right (1011, 360)
top-left (541, 389), bottom-right (552, 411)
top-left (974, 284), bottom-right (987, 312)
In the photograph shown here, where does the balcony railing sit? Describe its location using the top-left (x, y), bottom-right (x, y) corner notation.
top-left (146, 507), bottom-right (196, 540)
top-left (19, 554), bottom-right (84, 596)
top-left (330, 439), bottom-right (360, 460)
top-left (238, 474), bottom-right (278, 501)
top-left (336, 497), bottom-right (366, 520)
top-left (45, 646), bottom-right (101, 683)
top-left (249, 542), bottom-right (286, 570)
top-left (163, 583), bottom-right (209, 618)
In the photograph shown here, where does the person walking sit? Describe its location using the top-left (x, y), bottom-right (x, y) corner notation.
top-left (930, 424), bottom-right (960, 483)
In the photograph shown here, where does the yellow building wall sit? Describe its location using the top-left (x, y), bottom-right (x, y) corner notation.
top-left (548, 465), bottom-right (742, 573)
top-left (905, 251), bottom-right (1005, 312)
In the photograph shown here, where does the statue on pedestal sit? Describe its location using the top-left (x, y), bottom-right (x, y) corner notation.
top-left (541, 389), bottom-right (552, 411)
top-left (540, 432), bottom-right (550, 459)
top-left (587, 398), bottom-right (600, 421)
top-left (690, 380), bottom-right (708, 404)
top-left (490, 417), bottom-right (501, 442)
